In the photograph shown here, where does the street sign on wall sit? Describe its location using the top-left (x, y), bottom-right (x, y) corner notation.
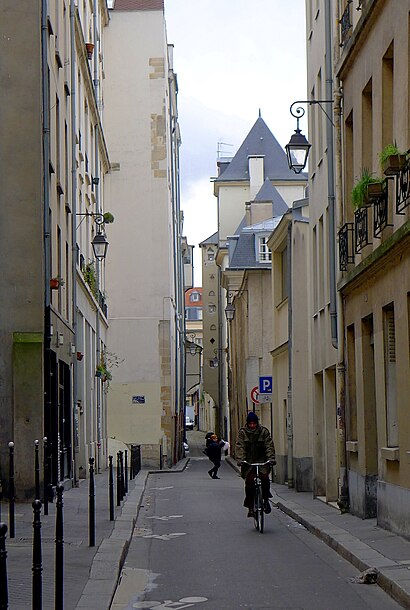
top-left (259, 376), bottom-right (272, 394)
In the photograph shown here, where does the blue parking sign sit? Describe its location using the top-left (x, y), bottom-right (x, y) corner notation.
top-left (259, 376), bottom-right (272, 394)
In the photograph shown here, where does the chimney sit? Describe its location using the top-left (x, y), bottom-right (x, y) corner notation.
top-left (248, 155), bottom-right (264, 199)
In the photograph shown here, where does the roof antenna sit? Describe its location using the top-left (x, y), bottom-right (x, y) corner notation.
top-left (258, 108), bottom-right (262, 118)
top-left (217, 141), bottom-right (233, 160)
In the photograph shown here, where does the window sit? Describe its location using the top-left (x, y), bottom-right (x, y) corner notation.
top-left (207, 248), bottom-right (215, 262)
top-left (258, 236), bottom-right (271, 262)
top-left (190, 291), bottom-right (200, 302)
top-left (281, 247), bottom-right (288, 300)
top-left (383, 305), bottom-right (398, 447)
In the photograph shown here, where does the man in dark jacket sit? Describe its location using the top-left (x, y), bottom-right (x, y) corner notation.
top-left (235, 412), bottom-right (276, 517)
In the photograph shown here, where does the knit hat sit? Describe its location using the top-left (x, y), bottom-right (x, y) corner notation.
top-left (246, 412), bottom-right (259, 424)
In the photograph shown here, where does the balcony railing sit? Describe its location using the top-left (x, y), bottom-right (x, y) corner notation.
top-left (340, 1), bottom-right (353, 47)
top-left (373, 189), bottom-right (391, 237)
top-left (354, 206), bottom-right (371, 253)
top-left (396, 160), bottom-right (410, 214)
top-left (338, 223), bottom-right (354, 271)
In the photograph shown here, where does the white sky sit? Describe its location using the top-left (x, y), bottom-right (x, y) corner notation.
top-left (164, 0), bottom-right (307, 285)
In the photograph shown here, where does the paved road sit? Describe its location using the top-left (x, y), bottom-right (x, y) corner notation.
top-left (111, 452), bottom-right (401, 610)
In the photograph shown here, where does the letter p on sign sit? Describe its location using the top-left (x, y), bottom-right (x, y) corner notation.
top-left (259, 376), bottom-right (272, 394)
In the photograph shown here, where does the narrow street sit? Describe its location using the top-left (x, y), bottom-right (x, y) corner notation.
top-left (110, 431), bottom-right (401, 610)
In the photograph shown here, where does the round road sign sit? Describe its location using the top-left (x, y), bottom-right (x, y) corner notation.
top-left (250, 386), bottom-right (260, 404)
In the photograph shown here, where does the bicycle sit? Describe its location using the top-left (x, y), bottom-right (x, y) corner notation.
top-left (242, 460), bottom-right (272, 533)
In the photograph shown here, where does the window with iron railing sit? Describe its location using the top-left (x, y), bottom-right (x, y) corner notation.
top-left (354, 206), bottom-right (371, 253)
top-left (339, 0), bottom-right (353, 47)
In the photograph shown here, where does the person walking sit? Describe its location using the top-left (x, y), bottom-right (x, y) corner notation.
top-left (235, 412), bottom-right (276, 517)
top-left (206, 434), bottom-right (225, 479)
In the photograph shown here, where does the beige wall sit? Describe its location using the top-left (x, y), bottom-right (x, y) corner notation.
top-left (104, 9), bottom-right (179, 466)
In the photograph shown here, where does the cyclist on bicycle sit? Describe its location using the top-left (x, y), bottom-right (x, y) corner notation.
top-left (235, 412), bottom-right (276, 518)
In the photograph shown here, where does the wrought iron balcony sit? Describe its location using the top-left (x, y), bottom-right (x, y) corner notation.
top-left (338, 223), bottom-right (354, 271)
top-left (354, 206), bottom-right (371, 253)
top-left (373, 188), bottom-right (391, 237)
top-left (396, 159), bottom-right (410, 214)
top-left (340, 1), bottom-right (353, 47)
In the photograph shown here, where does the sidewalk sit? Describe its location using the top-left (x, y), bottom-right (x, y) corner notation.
top-left (226, 455), bottom-right (410, 609)
top-left (3, 439), bottom-right (410, 609)
top-left (1, 460), bottom-right (187, 610)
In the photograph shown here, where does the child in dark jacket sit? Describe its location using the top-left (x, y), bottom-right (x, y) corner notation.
top-left (207, 434), bottom-right (225, 479)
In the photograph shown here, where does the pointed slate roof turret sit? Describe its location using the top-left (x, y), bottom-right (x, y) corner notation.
top-left (254, 178), bottom-right (289, 217)
top-left (215, 116), bottom-right (306, 183)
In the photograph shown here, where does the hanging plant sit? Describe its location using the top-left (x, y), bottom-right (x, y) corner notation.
top-left (83, 261), bottom-right (98, 298)
top-left (50, 276), bottom-right (65, 290)
top-left (379, 144), bottom-right (407, 176)
top-left (351, 168), bottom-right (384, 209)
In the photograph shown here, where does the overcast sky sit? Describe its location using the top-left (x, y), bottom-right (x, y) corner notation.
top-left (164, 0), bottom-right (307, 284)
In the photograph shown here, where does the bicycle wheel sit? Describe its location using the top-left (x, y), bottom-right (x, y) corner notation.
top-left (253, 486), bottom-right (261, 531)
top-left (259, 490), bottom-right (264, 534)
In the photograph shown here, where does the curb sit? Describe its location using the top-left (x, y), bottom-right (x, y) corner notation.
top-left (272, 495), bottom-right (410, 609)
top-left (75, 459), bottom-right (189, 610)
top-left (226, 456), bottom-right (410, 609)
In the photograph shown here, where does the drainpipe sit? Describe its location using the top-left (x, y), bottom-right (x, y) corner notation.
top-left (325, 0), bottom-right (338, 350)
top-left (287, 220), bottom-right (294, 488)
top-left (41, 0), bottom-right (52, 482)
top-left (168, 63), bottom-right (182, 463)
top-left (93, 0), bottom-right (102, 474)
top-left (70, 0), bottom-right (79, 485)
top-left (333, 50), bottom-right (349, 510)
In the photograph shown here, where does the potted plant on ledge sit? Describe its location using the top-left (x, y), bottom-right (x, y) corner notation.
top-left (352, 168), bottom-right (385, 209)
top-left (379, 144), bottom-right (407, 176)
top-left (50, 276), bottom-right (65, 290)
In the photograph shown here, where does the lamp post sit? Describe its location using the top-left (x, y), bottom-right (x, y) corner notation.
top-left (91, 232), bottom-right (109, 261)
top-left (285, 100), bottom-right (333, 173)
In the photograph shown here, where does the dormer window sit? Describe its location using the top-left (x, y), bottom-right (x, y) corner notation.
top-left (258, 236), bottom-right (271, 262)
top-left (190, 291), bottom-right (200, 302)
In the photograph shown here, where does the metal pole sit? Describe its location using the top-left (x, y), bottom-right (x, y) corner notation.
top-left (116, 453), bottom-right (121, 507)
top-left (43, 438), bottom-right (49, 516)
top-left (34, 441), bottom-right (40, 500)
top-left (108, 456), bottom-right (114, 521)
top-left (88, 458), bottom-right (95, 547)
top-left (8, 444), bottom-right (14, 539)
top-left (32, 500), bottom-right (43, 610)
top-left (0, 523), bottom-right (8, 610)
top-left (54, 485), bottom-right (64, 610)
top-left (124, 450), bottom-right (128, 494)
top-left (119, 451), bottom-right (124, 500)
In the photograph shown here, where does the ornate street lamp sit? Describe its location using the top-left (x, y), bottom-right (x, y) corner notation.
top-left (286, 100), bottom-right (333, 173)
top-left (224, 302), bottom-right (235, 321)
top-left (91, 232), bottom-right (109, 260)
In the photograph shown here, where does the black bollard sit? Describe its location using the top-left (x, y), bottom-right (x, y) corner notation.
top-left (116, 453), bottom-right (121, 507)
top-left (108, 456), bottom-right (114, 521)
top-left (55, 485), bottom-right (64, 610)
top-left (0, 522), bottom-right (8, 610)
top-left (119, 451), bottom-right (125, 500)
top-left (32, 499), bottom-right (42, 610)
top-left (34, 441), bottom-right (40, 501)
top-left (0, 480), bottom-right (3, 523)
top-left (43, 438), bottom-right (48, 516)
top-left (47, 441), bottom-right (53, 504)
top-left (88, 458), bottom-right (95, 547)
top-left (8, 443), bottom-right (14, 539)
top-left (124, 450), bottom-right (128, 494)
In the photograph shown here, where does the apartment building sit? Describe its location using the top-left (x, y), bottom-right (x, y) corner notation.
top-left (103, 0), bottom-right (185, 468)
top-left (335, 0), bottom-right (410, 535)
top-left (212, 115), bottom-right (306, 449)
top-left (0, 0), bottom-right (111, 494)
